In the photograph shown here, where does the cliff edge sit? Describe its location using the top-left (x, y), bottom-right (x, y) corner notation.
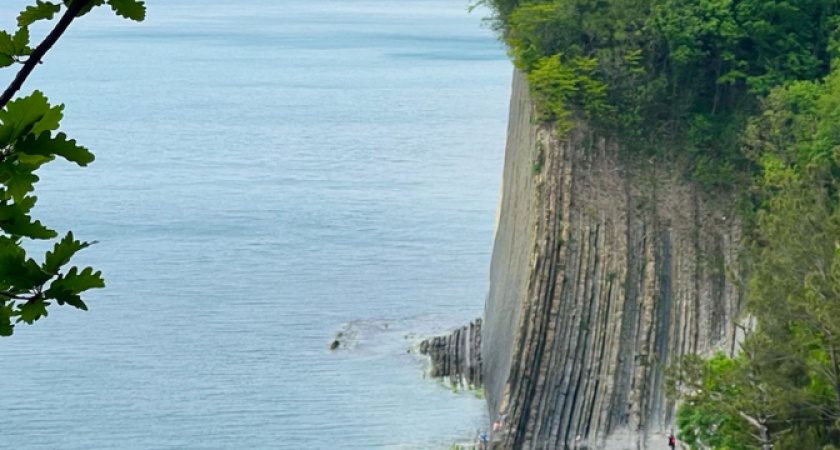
top-left (483, 71), bottom-right (745, 449)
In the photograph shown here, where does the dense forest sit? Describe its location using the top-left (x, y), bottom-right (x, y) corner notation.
top-left (480, 0), bottom-right (840, 448)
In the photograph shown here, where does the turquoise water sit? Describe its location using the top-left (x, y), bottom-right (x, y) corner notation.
top-left (0, 1), bottom-right (511, 448)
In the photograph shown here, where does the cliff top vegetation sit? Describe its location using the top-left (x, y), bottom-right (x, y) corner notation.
top-left (479, 0), bottom-right (840, 187)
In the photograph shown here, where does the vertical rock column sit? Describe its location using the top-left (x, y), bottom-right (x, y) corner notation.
top-left (420, 319), bottom-right (484, 388)
top-left (483, 71), bottom-right (743, 450)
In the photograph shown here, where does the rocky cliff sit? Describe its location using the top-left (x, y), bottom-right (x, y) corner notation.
top-left (482, 72), bottom-right (746, 449)
top-left (420, 319), bottom-right (483, 388)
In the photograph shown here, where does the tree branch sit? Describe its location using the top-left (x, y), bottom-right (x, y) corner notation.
top-left (0, 290), bottom-right (28, 301)
top-left (0, 0), bottom-right (94, 110)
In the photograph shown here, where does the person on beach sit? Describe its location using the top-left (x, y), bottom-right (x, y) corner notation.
top-left (478, 431), bottom-right (488, 450)
top-left (668, 432), bottom-right (676, 449)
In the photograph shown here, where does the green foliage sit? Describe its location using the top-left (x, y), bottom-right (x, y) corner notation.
top-left (106, 0), bottom-right (147, 21)
top-left (484, 0), bottom-right (840, 186)
top-left (670, 179), bottom-right (840, 448)
top-left (667, 70), bottom-right (840, 447)
top-left (526, 53), bottom-right (609, 129)
top-left (73, 0), bottom-right (146, 20)
top-left (18, 2), bottom-right (61, 27)
top-left (0, 93), bottom-right (103, 335)
top-left (743, 66), bottom-right (840, 190)
top-left (15, 1), bottom-right (146, 24)
top-left (668, 353), bottom-right (754, 450)
top-left (0, 27), bottom-right (32, 68)
top-left (0, 0), bottom-right (144, 336)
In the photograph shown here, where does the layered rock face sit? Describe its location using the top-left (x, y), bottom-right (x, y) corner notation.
top-left (420, 319), bottom-right (483, 387)
top-left (483, 72), bottom-right (744, 449)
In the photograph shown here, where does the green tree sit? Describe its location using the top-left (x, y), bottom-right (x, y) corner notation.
top-left (673, 180), bottom-right (840, 449)
top-left (0, 0), bottom-right (145, 336)
top-left (669, 65), bottom-right (840, 449)
top-left (668, 349), bottom-right (788, 450)
top-left (480, 0), bottom-right (840, 185)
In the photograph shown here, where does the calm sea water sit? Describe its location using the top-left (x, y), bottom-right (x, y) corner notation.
top-left (0, 1), bottom-right (511, 448)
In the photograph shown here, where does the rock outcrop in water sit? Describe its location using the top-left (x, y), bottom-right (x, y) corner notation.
top-left (482, 72), bottom-right (746, 449)
top-left (420, 319), bottom-right (483, 388)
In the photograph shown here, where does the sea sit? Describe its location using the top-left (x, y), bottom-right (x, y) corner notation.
top-left (0, 1), bottom-right (512, 449)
